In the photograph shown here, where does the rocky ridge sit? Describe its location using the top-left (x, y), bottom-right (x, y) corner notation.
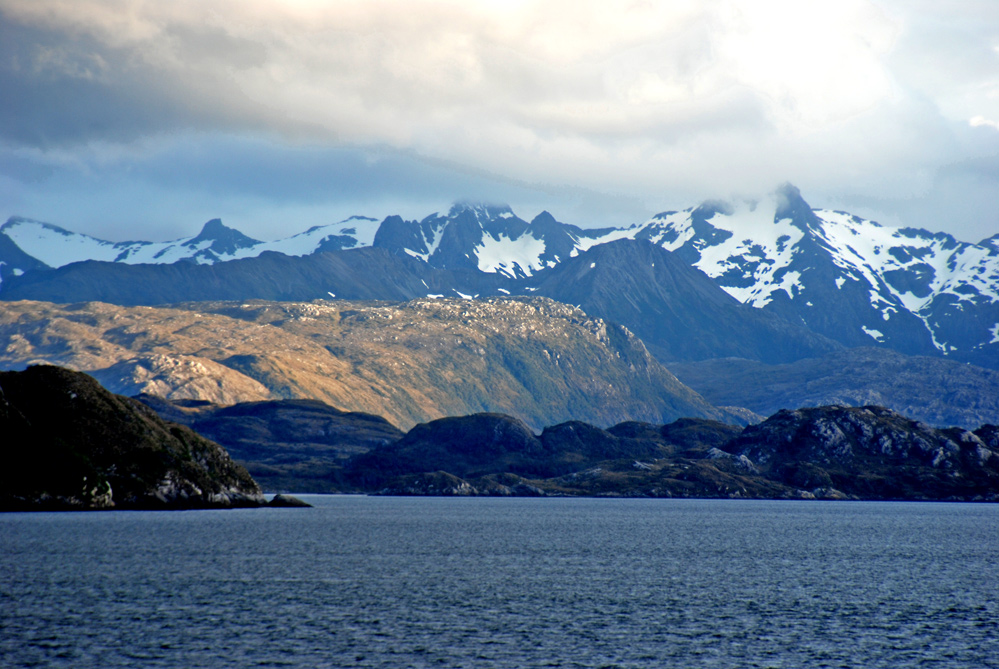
top-left (130, 388), bottom-right (999, 501)
top-left (727, 406), bottom-right (999, 500)
top-left (343, 406), bottom-right (999, 501)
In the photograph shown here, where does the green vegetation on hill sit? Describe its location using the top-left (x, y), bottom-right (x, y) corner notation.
top-left (0, 366), bottom-right (264, 510)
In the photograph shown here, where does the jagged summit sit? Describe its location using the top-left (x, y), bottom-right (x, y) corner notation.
top-left (979, 232), bottom-right (999, 253)
top-left (190, 218), bottom-right (232, 240)
top-left (528, 211), bottom-right (562, 232)
top-left (186, 218), bottom-right (261, 257)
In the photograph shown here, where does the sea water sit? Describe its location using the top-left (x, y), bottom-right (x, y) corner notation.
top-left (2, 497), bottom-right (997, 668)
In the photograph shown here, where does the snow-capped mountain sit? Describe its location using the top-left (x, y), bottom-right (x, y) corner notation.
top-left (4, 184), bottom-right (999, 367)
top-left (358, 189), bottom-right (999, 363)
top-left (369, 187), bottom-right (999, 364)
top-left (371, 203), bottom-right (613, 278)
top-left (0, 215), bottom-right (379, 284)
top-left (605, 184), bottom-right (999, 363)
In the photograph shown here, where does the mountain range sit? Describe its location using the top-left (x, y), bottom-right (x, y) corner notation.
top-left (3, 184), bottom-right (999, 433)
top-left (9, 363), bottom-right (999, 502)
top-left (147, 393), bottom-right (999, 502)
top-left (3, 184), bottom-right (998, 368)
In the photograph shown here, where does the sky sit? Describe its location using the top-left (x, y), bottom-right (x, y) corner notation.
top-left (1, 0), bottom-right (998, 243)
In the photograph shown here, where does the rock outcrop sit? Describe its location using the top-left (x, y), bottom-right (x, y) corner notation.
top-left (727, 405), bottom-right (999, 500)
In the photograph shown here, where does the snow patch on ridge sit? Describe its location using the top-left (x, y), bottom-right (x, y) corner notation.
top-left (692, 198), bottom-right (805, 307)
top-left (259, 217), bottom-right (379, 256)
top-left (812, 209), bottom-right (999, 349)
top-left (3, 219), bottom-right (129, 267)
top-left (475, 232), bottom-right (546, 277)
top-left (575, 226), bottom-right (642, 252)
top-left (862, 326), bottom-right (885, 342)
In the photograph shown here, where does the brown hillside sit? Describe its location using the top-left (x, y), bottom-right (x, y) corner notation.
top-left (0, 297), bottom-right (729, 430)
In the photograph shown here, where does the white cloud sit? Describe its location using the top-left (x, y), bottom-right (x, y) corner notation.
top-left (971, 116), bottom-right (999, 130)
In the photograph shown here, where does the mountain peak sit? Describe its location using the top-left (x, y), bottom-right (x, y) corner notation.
top-left (774, 182), bottom-right (802, 199)
top-left (692, 199), bottom-right (735, 220)
top-left (773, 182), bottom-right (811, 221)
top-left (979, 233), bottom-right (999, 254)
top-left (187, 219), bottom-right (261, 253)
top-left (529, 211), bottom-right (560, 228)
top-left (1, 216), bottom-right (32, 231)
top-left (192, 218), bottom-right (233, 240)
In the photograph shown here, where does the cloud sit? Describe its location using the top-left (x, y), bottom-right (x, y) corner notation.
top-left (1, 0), bottom-right (998, 240)
top-left (0, 1), bottom-right (908, 149)
top-left (971, 116), bottom-right (999, 131)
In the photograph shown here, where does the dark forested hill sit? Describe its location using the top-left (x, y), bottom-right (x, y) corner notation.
top-left (0, 365), bottom-right (264, 510)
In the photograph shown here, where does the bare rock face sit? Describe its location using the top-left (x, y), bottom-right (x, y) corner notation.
top-left (0, 365), bottom-right (265, 511)
top-left (375, 471), bottom-right (479, 496)
top-left (0, 297), bottom-right (729, 430)
top-left (90, 354), bottom-right (273, 405)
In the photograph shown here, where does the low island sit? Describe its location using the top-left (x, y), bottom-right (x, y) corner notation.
top-left (5, 365), bottom-right (999, 509)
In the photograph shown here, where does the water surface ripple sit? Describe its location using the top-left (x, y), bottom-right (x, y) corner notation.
top-left (3, 497), bottom-right (997, 668)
